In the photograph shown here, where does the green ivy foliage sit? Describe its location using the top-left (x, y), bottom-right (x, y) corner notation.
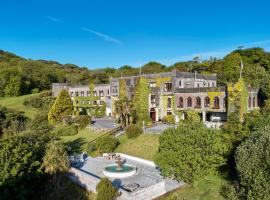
top-left (133, 77), bottom-right (151, 125)
top-left (155, 122), bottom-right (227, 183)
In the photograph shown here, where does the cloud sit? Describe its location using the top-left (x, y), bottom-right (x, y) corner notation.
top-left (81, 27), bottom-right (121, 44)
top-left (45, 16), bottom-right (61, 22)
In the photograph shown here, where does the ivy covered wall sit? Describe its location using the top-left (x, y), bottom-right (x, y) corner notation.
top-left (119, 79), bottom-right (126, 97)
top-left (133, 77), bottom-right (151, 125)
top-left (227, 78), bottom-right (249, 121)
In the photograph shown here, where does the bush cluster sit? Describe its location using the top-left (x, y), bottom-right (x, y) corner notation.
top-left (161, 115), bottom-right (175, 124)
top-left (96, 178), bottom-right (118, 200)
top-left (23, 91), bottom-right (53, 111)
top-left (95, 135), bottom-right (119, 154)
top-left (52, 125), bottom-right (78, 137)
top-left (125, 124), bottom-right (143, 138)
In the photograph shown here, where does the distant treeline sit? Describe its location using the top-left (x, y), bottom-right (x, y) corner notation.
top-left (1, 48), bottom-right (270, 99)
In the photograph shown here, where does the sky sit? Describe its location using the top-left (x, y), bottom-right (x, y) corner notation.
top-left (1, 0), bottom-right (270, 69)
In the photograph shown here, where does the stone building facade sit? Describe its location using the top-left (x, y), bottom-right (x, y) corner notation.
top-left (52, 70), bottom-right (259, 127)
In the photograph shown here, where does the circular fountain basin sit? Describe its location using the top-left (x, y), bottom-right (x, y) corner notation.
top-left (103, 164), bottom-right (136, 178)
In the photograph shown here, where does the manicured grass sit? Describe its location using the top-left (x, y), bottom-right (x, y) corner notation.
top-left (0, 93), bottom-right (39, 118)
top-left (115, 134), bottom-right (160, 161)
top-left (61, 128), bottom-right (104, 153)
top-left (158, 175), bottom-right (225, 200)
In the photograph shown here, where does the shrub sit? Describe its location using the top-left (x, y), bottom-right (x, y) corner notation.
top-left (86, 143), bottom-right (97, 155)
top-left (155, 122), bottom-right (227, 183)
top-left (31, 88), bottom-right (40, 94)
top-left (23, 91), bottom-right (54, 111)
top-left (235, 126), bottom-right (270, 200)
top-left (125, 124), bottom-right (142, 138)
top-left (96, 177), bottom-right (118, 200)
top-left (95, 136), bottom-right (119, 154)
top-left (73, 115), bottom-right (91, 129)
top-left (52, 125), bottom-right (78, 137)
top-left (161, 115), bottom-right (175, 124)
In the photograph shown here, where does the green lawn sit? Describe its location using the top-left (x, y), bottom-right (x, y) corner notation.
top-left (0, 93), bottom-right (39, 118)
top-left (115, 134), bottom-right (160, 161)
top-left (158, 175), bottom-right (225, 200)
top-left (61, 128), bottom-right (104, 153)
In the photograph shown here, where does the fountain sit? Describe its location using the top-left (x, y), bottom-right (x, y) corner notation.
top-left (103, 155), bottom-right (136, 178)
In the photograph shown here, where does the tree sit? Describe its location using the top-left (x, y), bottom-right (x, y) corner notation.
top-left (96, 177), bottom-right (118, 200)
top-left (155, 122), bottom-right (227, 183)
top-left (48, 89), bottom-right (73, 124)
top-left (0, 132), bottom-right (50, 199)
top-left (235, 126), bottom-right (270, 200)
top-left (115, 97), bottom-right (134, 126)
top-left (42, 141), bottom-right (69, 188)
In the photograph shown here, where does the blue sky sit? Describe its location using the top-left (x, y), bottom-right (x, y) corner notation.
top-left (1, 0), bottom-right (270, 68)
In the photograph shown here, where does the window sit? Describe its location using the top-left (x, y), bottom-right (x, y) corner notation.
top-left (248, 96), bottom-right (252, 107)
top-left (151, 95), bottom-right (156, 103)
top-left (94, 91), bottom-right (97, 96)
top-left (253, 97), bottom-right (256, 107)
top-left (178, 97), bottom-right (184, 108)
top-left (213, 97), bottom-right (220, 109)
top-left (164, 83), bottom-right (172, 92)
top-left (197, 83), bottom-right (200, 88)
top-left (204, 96), bottom-right (210, 107)
top-left (167, 98), bottom-right (172, 108)
top-left (70, 92), bottom-right (74, 97)
top-left (212, 82), bottom-right (215, 87)
top-left (149, 82), bottom-right (156, 88)
top-left (80, 91), bottom-right (84, 97)
top-left (187, 97), bottom-right (192, 107)
top-left (99, 90), bottom-right (104, 97)
top-left (195, 97), bottom-right (201, 108)
top-left (87, 91), bottom-right (90, 96)
top-left (179, 80), bottom-right (182, 87)
top-left (107, 89), bottom-right (110, 95)
top-left (112, 86), bottom-right (118, 93)
top-left (223, 97), bottom-right (227, 109)
top-left (75, 91), bottom-right (78, 97)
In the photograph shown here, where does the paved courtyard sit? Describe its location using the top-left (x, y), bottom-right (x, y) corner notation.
top-left (75, 154), bottom-right (184, 198)
top-left (91, 117), bottom-right (118, 130)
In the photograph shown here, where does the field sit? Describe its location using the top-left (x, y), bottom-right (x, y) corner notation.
top-left (0, 93), bottom-right (39, 118)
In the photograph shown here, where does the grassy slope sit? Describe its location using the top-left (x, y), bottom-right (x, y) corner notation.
top-left (0, 93), bottom-right (39, 118)
top-left (61, 128), bottom-right (104, 153)
top-left (115, 134), bottom-right (160, 161)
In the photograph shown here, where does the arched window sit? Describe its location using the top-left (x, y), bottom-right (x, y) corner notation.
top-left (213, 97), bottom-right (220, 109)
top-left (167, 98), bottom-right (172, 108)
top-left (178, 97), bottom-right (184, 108)
top-left (249, 96), bottom-right (252, 107)
top-left (187, 97), bottom-right (192, 107)
top-left (204, 96), bottom-right (210, 107)
top-left (195, 97), bottom-right (201, 108)
top-left (253, 97), bottom-right (256, 107)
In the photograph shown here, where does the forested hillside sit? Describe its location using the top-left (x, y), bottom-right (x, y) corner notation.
top-left (1, 47), bottom-right (270, 99)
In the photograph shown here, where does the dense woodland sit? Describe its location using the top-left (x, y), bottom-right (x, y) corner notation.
top-left (1, 48), bottom-right (270, 200)
top-left (1, 47), bottom-right (270, 99)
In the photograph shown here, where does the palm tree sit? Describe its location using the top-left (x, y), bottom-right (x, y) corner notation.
top-left (42, 140), bottom-right (69, 189)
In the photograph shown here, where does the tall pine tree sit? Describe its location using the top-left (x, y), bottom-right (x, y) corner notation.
top-left (48, 90), bottom-right (73, 124)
